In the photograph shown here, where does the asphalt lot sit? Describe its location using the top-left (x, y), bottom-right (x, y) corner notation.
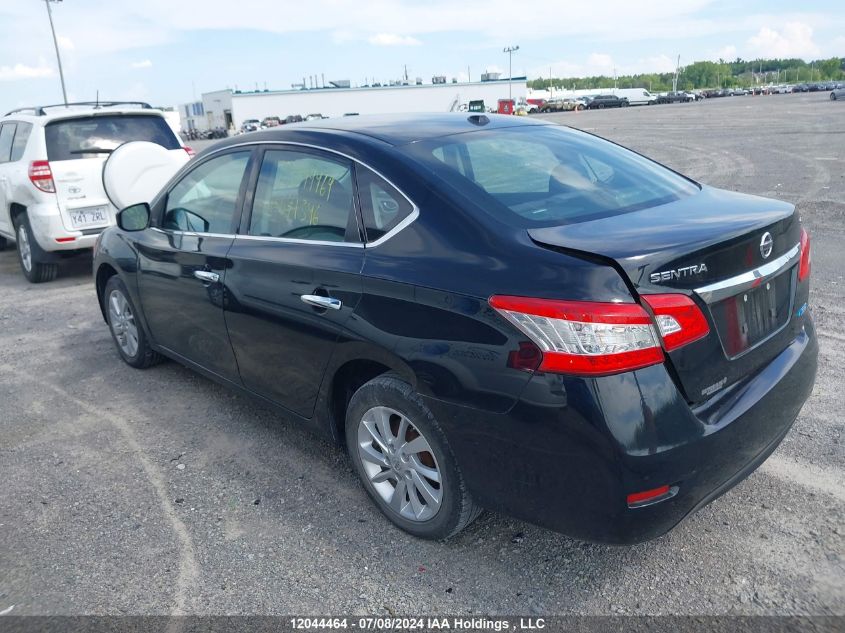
top-left (1, 92), bottom-right (843, 617)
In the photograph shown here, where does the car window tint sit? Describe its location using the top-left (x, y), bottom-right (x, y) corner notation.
top-left (163, 152), bottom-right (250, 234)
top-left (248, 149), bottom-right (355, 243)
top-left (0, 124), bottom-right (15, 163)
top-left (44, 115), bottom-right (180, 161)
top-left (10, 122), bottom-right (31, 161)
top-left (465, 138), bottom-right (557, 193)
top-left (357, 168), bottom-right (414, 242)
top-left (412, 125), bottom-right (699, 226)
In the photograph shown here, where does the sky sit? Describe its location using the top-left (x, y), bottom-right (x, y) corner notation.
top-left (1, 0), bottom-right (843, 113)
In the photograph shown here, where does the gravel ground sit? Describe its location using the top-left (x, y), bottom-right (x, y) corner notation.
top-left (0, 92), bottom-right (843, 617)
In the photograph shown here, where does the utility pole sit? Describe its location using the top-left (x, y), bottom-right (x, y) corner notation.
top-left (672, 54), bottom-right (681, 92)
top-left (44, 0), bottom-right (68, 105)
top-left (503, 45), bottom-right (519, 100)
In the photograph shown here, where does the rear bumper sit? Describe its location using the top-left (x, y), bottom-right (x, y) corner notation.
top-left (423, 317), bottom-right (818, 544)
top-left (26, 202), bottom-right (106, 253)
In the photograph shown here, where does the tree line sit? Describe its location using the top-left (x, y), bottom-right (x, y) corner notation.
top-left (528, 57), bottom-right (845, 92)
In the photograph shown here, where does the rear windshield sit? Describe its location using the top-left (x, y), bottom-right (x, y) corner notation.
top-left (45, 114), bottom-right (180, 161)
top-left (407, 125), bottom-right (699, 226)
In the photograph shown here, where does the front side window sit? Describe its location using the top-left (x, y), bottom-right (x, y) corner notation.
top-left (44, 114), bottom-right (180, 161)
top-left (163, 151), bottom-right (251, 234)
top-left (248, 149), bottom-right (355, 243)
top-left (10, 122), bottom-right (32, 161)
top-left (0, 123), bottom-right (15, 163)
top-left (357, 168), bottom-right (414, 242)
top-left (409, 125), bottom-right (699, 227)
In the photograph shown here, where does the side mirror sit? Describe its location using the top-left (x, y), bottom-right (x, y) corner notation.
top-left (117, 203), bottom-right (150, 232)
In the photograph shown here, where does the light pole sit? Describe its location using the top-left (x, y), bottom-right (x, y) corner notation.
top-left (503, 45), bottom-right (519, 100)
top-left (44, 0), bottom-right (68, 105)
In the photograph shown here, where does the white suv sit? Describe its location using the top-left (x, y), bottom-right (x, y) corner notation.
top-left (0, 102), bottom-right (189, 282)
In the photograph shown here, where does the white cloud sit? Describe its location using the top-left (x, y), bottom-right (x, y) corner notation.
top-left (586, 53), bottom-right (615, 72)
top-left (57, 35), bottom-right (75, 51)
top-left (368, 33), bottom-right (421, 46)
top-left (714, 45), bottom-right (737, 61)
top-left (531, 53), bottom-right (678, 79)
top-left (0, 63), bottom-right (53, 81)
top-left (747, 22), bottom-right (820, 58)
top-left (131, 59), bottom-right (153, 69)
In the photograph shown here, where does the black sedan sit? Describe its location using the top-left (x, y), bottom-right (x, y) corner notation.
top-left (656, 91), bottom-right (693, 104)
top-left (94, 114), bottom-right (817, 543)
top-left (585, 94), bottom-right (629, 109)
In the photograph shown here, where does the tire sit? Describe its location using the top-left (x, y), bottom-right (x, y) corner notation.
top-left (621, 101), bottom-right (629, 107)
top-left (346, 374), bottom-right (482, 540)
top-left (831, 93), bottom-right (837, 101)
top-left (103, 275), bottom-right (163, 369)
top-left (13, 214), bottom-right (58, 283)
top-left (0, 235), bottom-right (7, 251)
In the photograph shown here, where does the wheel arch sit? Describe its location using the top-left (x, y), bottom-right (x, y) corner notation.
top-left (9, 202), bottom-right (26, 227)
top-left (317, 344), bottom-right (418, 445)
top-left (95, 262), bottom-right (119, 322)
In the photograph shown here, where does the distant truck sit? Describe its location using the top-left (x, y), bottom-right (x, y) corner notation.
top-left (610, 88), bottom-right (657, 105)
top-left (468, 100), bottom-right (486, 113)
top-left (497, 99), bottom-right (515, 115)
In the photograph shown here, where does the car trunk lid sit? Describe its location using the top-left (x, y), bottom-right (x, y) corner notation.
top-left (528, 186), bottom-right (803, 403)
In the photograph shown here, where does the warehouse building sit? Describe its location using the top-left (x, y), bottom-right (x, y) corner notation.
top-left (179, 76), bottom-right (528, 132)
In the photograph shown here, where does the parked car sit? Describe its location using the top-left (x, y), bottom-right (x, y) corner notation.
top-left (305, 113), bottom-right (327, 121)
top-left (585, 94), bottom-right (628, 109)
top-left (0, 101), bottom-right (189, 282)
top-left (657, 92), bottom-right (694, 104)
top-left (283, 115), bottom-right (304, 124)
top-left (831, 86), bottom-right (845, 100)
top-left (261, 116), bottom-right (281, 128)
top-left (240, 119), bottom-right (261, 133)
top-left (94, 114), bottom-right (816, 543)
top-left (540, 98), bottom-right (584, 112)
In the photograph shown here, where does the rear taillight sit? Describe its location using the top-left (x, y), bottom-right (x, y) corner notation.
top-left (799, 228), bottom-right (811, 282)
top-left (627, 484), bottom-right (676, 508)
top-left (489, 296), bottom-right (664, 376)
top-left (183, 146), bottom-right (195, 157)
top-left (29, 160), bottom-right (56, 193)
top-left (640, 294), bottom-right (710, 352)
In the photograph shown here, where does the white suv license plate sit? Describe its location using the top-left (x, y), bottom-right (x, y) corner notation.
top-left (69, 206), bottom-right (109, 229)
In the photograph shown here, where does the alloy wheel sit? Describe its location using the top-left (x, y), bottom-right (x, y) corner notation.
top-left (17, 223), bottom-right (31, 273)
top-left (357, 406), bottom-right (443, 522)
top-left (108, 289), bottom-right (139, 358)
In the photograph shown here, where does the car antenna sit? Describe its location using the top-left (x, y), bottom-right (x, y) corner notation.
top-left (95, 90), bottom-right (100, 109)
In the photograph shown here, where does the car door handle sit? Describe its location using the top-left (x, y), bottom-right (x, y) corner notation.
top-left (193, 270), bottom-right (219, 283)
top-left (300, 294), bottom-right (342, 310)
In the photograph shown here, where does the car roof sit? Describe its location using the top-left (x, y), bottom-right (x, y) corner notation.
top-left (2, 103), bottom-right (166, 124)
top-left (226, 113), bottom-right (554, 146)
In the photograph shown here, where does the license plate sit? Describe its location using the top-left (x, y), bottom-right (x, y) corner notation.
top-left (710, 270), bottom-right (792, 357)
top-left (69, 206), bottom-right (109, 229)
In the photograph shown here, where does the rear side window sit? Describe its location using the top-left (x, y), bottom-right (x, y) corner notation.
top-left (0, 124), bottom-right (14, 162)
top-left (10, 122), bottom-right (32, 161)
top-left (248, 149), bottom-right (355, 243)
top-left (409, 125), bottom-right (699, 227)
top-left (45, 114), bottom-right (180, 161)
top-left (163, 151), bottom-right (251, 234)
top-left (357, 168), bottom-right (414, 241)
